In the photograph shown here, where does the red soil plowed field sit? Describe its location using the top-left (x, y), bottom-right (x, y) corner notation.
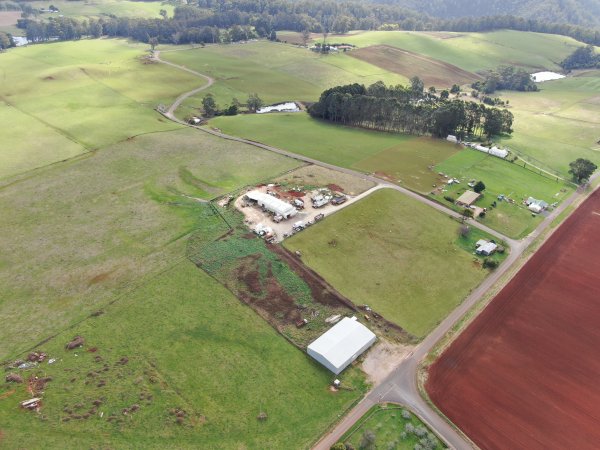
top-left (426, 190), bottom-right (600, 450)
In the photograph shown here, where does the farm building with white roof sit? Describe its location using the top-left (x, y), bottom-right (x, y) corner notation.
top-left (245, 190), bottom-right (298, 219)
top-left (307, 317), bottom-right (376, 374)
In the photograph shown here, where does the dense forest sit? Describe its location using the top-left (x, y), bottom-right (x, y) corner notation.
top-left (5, 0), bottom-right (600, 47)
top-left (308, 80), bottom-right (514, 138)
top-left (379, 0), bottom-right (600, 28)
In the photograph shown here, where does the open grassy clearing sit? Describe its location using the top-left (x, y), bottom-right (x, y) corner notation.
top-left (341, 404), bottom-right (446, 449)
top-left (284, 189), bottom-right (502, 338)
top-left (337, 30), bottom-right (582, 73)
top-left (160, 41), bottom-right (407, 113)
top-left (0, 39), bottom-right (200, 179)
top-left (0, 127), bottom-right (300, 359)
top-left (209, 113), bottom-right (459, 193)
top-left (0, 261), bottom-right (367, 449)
top-left (496, 74), bottom-right (600, 174)
top-left (433, 149), bottom-right (573, 238)
top-left (349, 45), bottom-right (480, 88)
top-left (26, 0), bottom-right (173, 20)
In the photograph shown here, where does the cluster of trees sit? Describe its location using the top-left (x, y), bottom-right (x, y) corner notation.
top-left (200, 93), bottom-right (264, 118)
top-left (9, 0), bottom-right (600, 48)
top-left (560, 45), bottom-right (600, 70)
top-left (309, 80), bottom-right (514, 138)
top-left (0, 31), bottom-right (15, 49)
top-left (472, 66), bottom-right (538, 94)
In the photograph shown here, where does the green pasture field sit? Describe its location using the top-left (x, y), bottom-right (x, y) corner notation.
top-left (341, 404), bottom-right (446, 449)
top-left (209, 113), bottom-right (458, 193)
top-left (160, 41), bottom-right (407, 112)
top-left (334, 30), bottom-right (582, 73)
top-left (0, 127), bottom-right (300, 359)
top-left (27, 0), bottom-right (173, 20)
top-left (0, 261), bottom-right (366, 449)
top-left (0, 39), bottom-right (200, 179)
top-left (433, 149), bottom-right (573, 238)
top-left (497, 73), bottom-right (600, 174)
top-left (284, 189), bottom-right (501, 338)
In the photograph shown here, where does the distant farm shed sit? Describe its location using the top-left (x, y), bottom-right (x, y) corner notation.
top-left (456, 190), bottom-right (481, 207)
top-left (245, 190), bottom-right (297, 219)
top-left (307, 317), bottom-right (376, 374)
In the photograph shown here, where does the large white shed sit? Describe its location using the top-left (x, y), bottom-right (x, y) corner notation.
top-left (307, 317), bottom-right (376, 374)
top-left (245, 190), bottom-right (298, 218)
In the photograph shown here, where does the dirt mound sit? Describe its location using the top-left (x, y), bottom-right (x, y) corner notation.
top-left (65, 336), bottom-right (85, 350)
top-left (327, 184), bottom-right (345, 193)
top-left (6, 373), bottom-right (23, 383)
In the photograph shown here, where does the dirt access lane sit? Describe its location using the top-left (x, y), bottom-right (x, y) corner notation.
top-left (426, 188), bottom-right (600, 450)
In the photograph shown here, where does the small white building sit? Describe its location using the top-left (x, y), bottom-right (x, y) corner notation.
top-left (447, 134), bottom-right (458, 143)
top-left (307, 317), bottom-right (376, 374)
top-left (245, 190), bottom-right (297, 219)
top-left (525, 197), bottom-right (549, 214)
top-left (476, 241), bottom-right (497, 256)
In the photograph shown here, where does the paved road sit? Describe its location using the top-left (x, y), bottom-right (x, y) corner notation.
top-left (153, 53), bottom-right (595, 449)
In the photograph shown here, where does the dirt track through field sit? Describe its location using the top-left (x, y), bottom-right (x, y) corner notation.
top-left (349, 45), bottom-right (480, 87)
top-left (426, 189), bottom-right (600, 450)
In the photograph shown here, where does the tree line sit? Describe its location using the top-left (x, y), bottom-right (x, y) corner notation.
top-left (308, 80), bottom-right (514, 138)
top-left (9, 0), bottom-right (600, 47)
top-left (377, 0), bottom-right (600, 29)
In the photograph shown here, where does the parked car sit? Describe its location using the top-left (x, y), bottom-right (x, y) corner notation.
top-left (331, 195), bottom-right (347, 205)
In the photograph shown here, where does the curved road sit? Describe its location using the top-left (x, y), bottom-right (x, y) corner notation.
top-left (152, 51), bottom-right (594, 450)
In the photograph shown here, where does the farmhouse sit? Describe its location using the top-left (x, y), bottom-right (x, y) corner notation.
top-left (475, 239), bottom-right (497, 256)
top-left (307, 317), bottom-right (376, 374)
top-left (245, 190), bottom-right (297, 219)
top-left (456, 190), bottom-right (481, 207)
top-left (525, 197), bottom-right (549, 214)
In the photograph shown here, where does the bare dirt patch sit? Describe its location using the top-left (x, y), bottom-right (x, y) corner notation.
top-left (0, 11), bottom-right (20, 27)
top-left (274, 164), bottom-right (374, 196)
top-left (361, 339), bottom-right (413, 384)
top-left (349, 45), bottom-right (481, 87)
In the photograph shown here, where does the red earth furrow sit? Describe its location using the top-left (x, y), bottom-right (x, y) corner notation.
top-left (426, 189), bottom-right (600, 450)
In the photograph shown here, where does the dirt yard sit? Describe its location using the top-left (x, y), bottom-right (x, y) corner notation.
top-left (361, 339), bottom-right (413, 385)
top-left (426, 189), bottom-right (600, 450)
top-left (235, 184), bottom-right (383, 242)
top-left (349, 45), bottom-right (480, 87)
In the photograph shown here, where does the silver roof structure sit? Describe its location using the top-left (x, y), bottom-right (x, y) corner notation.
top-left (246, 190), bottom-right (297, 218)
top-left (307, 317), bottom-right (376, 374)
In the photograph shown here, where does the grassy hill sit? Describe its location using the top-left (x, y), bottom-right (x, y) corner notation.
top-left (0, 39), bottom-right (200, 180)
